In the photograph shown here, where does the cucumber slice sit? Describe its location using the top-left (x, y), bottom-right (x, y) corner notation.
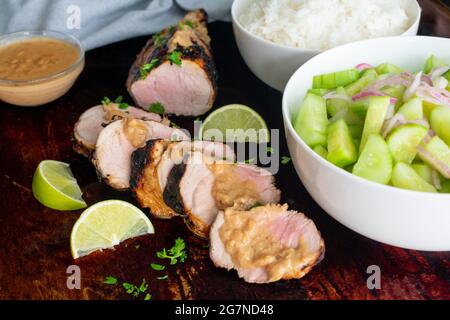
top-left (349, 124), bottom-right (363, 139)
top-left (375, 63), bottom-right (403, 75)
top-left (423, 55), bottom-right (448, 74)
top-left (392, 163), bottom-right (437, 193)
top-left (353, 134), bottom-right (392, 184)
top-left (444, 70), bottom-right (450, 82)
top-left (350, 97), bottom-right (371, 118)
top-left (412, 163), bottom-right (433, 184)
top-left (397, 98), bottom-right (423, 120)
top-left (418, 136), bottom-right (450, 179)
top-left (294, 93), bottom-right (328, 147)
top-left (345, 69), bottom-right (378, 96)
top-left (313, 69), bottom-right (360, 90)
top-left (308, 88), bottom-right (330, 96)
top-left (360, 96), bottom-right (391, 153)
top-left (381, 85), bottom-right (405, 108)
top-left (313, 145), bottom-right (328, 159)
top-left (353, 138), bottom-right (361, 151)
top-left (386, 124), bottom-right (428, 164)
top-left (326, 87), bottom-right (349, 117)
top-left (423, 100), bottom-right (439, 120)
top-left (326, 119), bottom-right (357, 168)
top-left (430, 106), bottom-right (450, 146)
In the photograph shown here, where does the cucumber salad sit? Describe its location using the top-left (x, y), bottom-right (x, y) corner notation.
top-left (294, 55), bottom-right (450, 193)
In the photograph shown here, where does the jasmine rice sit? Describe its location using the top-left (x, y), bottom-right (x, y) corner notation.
top-left (239, 0), bottom-right (413, 50)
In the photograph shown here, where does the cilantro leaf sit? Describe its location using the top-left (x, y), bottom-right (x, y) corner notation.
top-left (103, 276), bottom-right (118, 285)
top-left (144, 293), bottom-right (152, 300)
top-left (156, 237), bottom-right (187, 265)
top-left (140, 58), bottom-right (159, 79)
top-left (150, 263), bottom-right (165, 271)
top-left (168, 51), bottom-right (182, 66)
top-left (152, 32), bottom-right (165, 47)
top-left (281, 156), bottom-right (291, 164)
top-left (149, 102), bottom-right (165, 115)
top-left (122, 282), bottom-right (136, 294)
top-left (249, 202), bottom-right (263, 209)
top-left (114, 96), bottom-right (123, 103)
top-left (183, 20), bottom-right (194, 29)
top-left (101, 96), bottom-right (111, 106)
top-left (138, 279), bottom-right (148, 293)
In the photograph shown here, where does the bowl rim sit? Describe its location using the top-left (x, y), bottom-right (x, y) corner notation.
top-left (282, 35), bottom-right (450, 199)
top-left (0, 30), bottom-right (85, 85)
top-left (231, 0), bottom-right (422, 53)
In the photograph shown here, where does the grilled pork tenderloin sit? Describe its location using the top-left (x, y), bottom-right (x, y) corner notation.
top-left (73, 104), bottom-right (163, 157)
top-left (164, 154), bottom-right (281, 238)
top-left (131, 140), bottom-right (235, 219)
top-left (210, 204), bottom-right (325, 283)
top-left (92, 118), bottom-right (187, 190)
top-left (126, 9), bottom-right (217, 116)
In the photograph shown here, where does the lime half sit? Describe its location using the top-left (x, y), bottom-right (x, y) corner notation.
top-left (71, 200), bottom-right (154, 259)
top-left (199, 104), bottom-right (270, 143)
top-left (32, 160), bottom-right (87, 211)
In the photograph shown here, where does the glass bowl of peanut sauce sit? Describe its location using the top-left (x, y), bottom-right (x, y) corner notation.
top-left (0, 30), bottom-right (85, 106)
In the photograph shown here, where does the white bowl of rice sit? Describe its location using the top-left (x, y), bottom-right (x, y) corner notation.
top-left (231, 0), bottom-right (421, 91)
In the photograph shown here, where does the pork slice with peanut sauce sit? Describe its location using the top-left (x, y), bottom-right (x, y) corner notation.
top-left (73, 103), bottom-right (163, 157)
top-left (92, 118), bottom-right (187, 190)
top-left (163, 156), bottom-right (281, 238)
top-left (210, 204), bottom-right (325, 284)
top-left (130, 140), bottom-right (235, 219)
top-left (126, 9), bottom-right (217, 116)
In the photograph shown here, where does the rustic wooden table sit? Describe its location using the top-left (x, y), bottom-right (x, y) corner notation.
top-left (0, 0), bottom-right (449, 300)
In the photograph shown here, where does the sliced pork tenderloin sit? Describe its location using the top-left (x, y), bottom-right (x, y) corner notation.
top-left (210, 204), bottom-right (324, 284)
top-left (73, 104), bottom-right (162, 156)
top-left (92, 118), bottom-right (187, 190)
top-left (126, 9), bottom-right (217, 116)
top-left (163, 156), bottom-right (281, 238)
top-left (131, 140), bottom-right (235, 219)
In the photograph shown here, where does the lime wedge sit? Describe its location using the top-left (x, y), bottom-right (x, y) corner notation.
top-left (70, 200), bottom-right (154, 259)
top-left (32, 160), bottom-right (87, 211)
top-left (199, 104), bottom-right (270, 143)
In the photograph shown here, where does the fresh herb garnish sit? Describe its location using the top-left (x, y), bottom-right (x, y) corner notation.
top-left (249, 202), bottom-right (263, 209)
top-left (149, 102), bottom-right (165, 115)
top-left (183, 20), bottom-right (194, 29)
top-left (150, 263), bottom-right (166, 271)
top-left (156, 275), bottom-right (168, 280)
top-left (152, 32), bottom-right (165, 47)
top-left (101, 96), bottom-right (111, 106)
top-left (103, 276), bottom-right (118, 285)
top-left (140, 58), bottom-right (159, 79)
top-left (156, 237), bottom-right (187, 265)
top-left (281, 156), bottom-right (291, 164)
top-left (144, 293), bottom-right (152, 300)
top-left (168, 50), bottom-right (182, 66)
top-left (122, 279), bottom-right (148, 298)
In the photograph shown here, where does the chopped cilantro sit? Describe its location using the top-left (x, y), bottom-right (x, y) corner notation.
top-left (149, 102), bottom-right (165, 115)
top-left (249, 202), bottom-right (263, 209)
top-left (152, 32), bottom-right (165, 47)
top-left (144, 293), bottom-right (152, 300)
top-left (140, 58), bottom-right (159, 79)
top-left (150, 263), bottom-right (166, 271)
top-left (168, 50), bottom-right (182, 66)
top-left (156, 237), bottom-right (187, 265)
top-left (101, 96), bottom-right (111, 106)
top-left (103, 276), bottom-right (118, 285)
top-left (183, 20), bottom-right (194, 29)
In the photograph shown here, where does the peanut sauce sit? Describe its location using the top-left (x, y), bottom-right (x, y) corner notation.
top-left (219, 205), bottom-right (310, 282)
top-left (123, 118), bottom-right (148, 148)
top-left (0, 38), bottom-right (79, 81)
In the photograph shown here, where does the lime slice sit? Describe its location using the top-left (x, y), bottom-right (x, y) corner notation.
top-left (32, 160), bottom-right (87, 211)
top-left (199, 104), bottom-right (270, 143)
top-left (70, 200), bottom-right (154, 259)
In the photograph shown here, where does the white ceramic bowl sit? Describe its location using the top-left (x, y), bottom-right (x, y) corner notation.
top-left (232, 0), bottom-right (421, 92)
top-left (283, 36), bottom-right (450, 252)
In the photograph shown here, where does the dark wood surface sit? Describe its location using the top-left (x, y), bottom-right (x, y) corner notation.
top-left (0, 0), bottom-right (449, 300)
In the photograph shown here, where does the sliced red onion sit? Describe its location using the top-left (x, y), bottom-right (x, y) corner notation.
top-left (385, 104), bottom-right (395, 119)
top-left (421, 75), bottom-right (433, 86)
top-left (430, 66), bottom-right (450, 79)
top-left (365, 74), bottom-right (411, 91)
top-left (323, 91), bottom-right (352, 102)
top-left (381, 114), bottom-right (406, 138)
top-left (433, 76), bottom-right (449, 89)
top-left (431, 170), bottom-right (442, 190)
top-left (352, 90), bottom-right (397, 105)
top-left (403, 71), bottom-right (422, 102)
top-left (416, 87), bottom-right (450, 107)
top-left (417, 145), bottom-right (450, 179)
top-left (355, 63), bottom-right (373, 71)
top-left (422, 130), bottom-right (435, 144)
